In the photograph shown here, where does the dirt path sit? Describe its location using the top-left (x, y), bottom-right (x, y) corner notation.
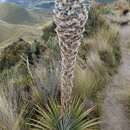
top-left (101, 24), bottom-right (130, 130)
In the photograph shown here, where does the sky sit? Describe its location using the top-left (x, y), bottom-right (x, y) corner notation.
top-left (0, 0), bottom-right (7, 2)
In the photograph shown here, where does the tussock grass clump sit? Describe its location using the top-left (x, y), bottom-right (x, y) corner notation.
top-left (74, 25), bottom-right (120, 101)
top-left (0, 71), bottom-right (28, 130)
top-left (84, 6), bottom-right (108, 36)
top-left (114, 0), bottom-right (130, 11)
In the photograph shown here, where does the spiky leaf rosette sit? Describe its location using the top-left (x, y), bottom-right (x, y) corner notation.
top-left (27, 98), bottom-right (100, 130)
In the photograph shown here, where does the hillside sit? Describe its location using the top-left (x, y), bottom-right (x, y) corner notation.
top-left (0, 0), bottom-right (54, 11)
top-left (0, 0), bottom-right (115, 10)
top-left (0, 20), bottom-right (42, 48)
top-left (0, 2), bottom-right (52, 50)
top-left (0, 3), bottom-right (35, 24)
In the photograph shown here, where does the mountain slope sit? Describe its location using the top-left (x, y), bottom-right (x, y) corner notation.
top-left (0, 20), bottom-right (42, 46)
top-left (0, 0), bottom-right (54, 10)
top-left (0, 3), bottom-right (35, 24)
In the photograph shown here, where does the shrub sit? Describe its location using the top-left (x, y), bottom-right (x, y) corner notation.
top-left (0, 38), bottom-right (44, 72)
top-left (42, 22), bottom-right (56, 41)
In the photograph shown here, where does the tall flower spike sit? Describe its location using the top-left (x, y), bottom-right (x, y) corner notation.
top-left (54, 0), bottom-right (92, 113)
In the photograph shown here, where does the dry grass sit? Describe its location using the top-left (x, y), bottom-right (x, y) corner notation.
top-left (0, 70), bottom-right (28, 130)
top-left (74, 25), bottom-right (120, 101)
top-left (114, 0), bottom-right (130, 12)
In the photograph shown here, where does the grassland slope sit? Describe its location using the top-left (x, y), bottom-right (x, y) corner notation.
top-left (0, 3), bottom-right (35, 24)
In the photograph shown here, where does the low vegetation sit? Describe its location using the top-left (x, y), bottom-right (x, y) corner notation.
top-left (74, 19), bottom-right (120, 101)
top-left (0, 4), bottom-right (122, 130)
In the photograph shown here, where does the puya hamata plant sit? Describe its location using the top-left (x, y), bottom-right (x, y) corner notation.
top-left (0, 0), bottom-right (101, 129)
top-left (54, 0), bottom-right (92, 113)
